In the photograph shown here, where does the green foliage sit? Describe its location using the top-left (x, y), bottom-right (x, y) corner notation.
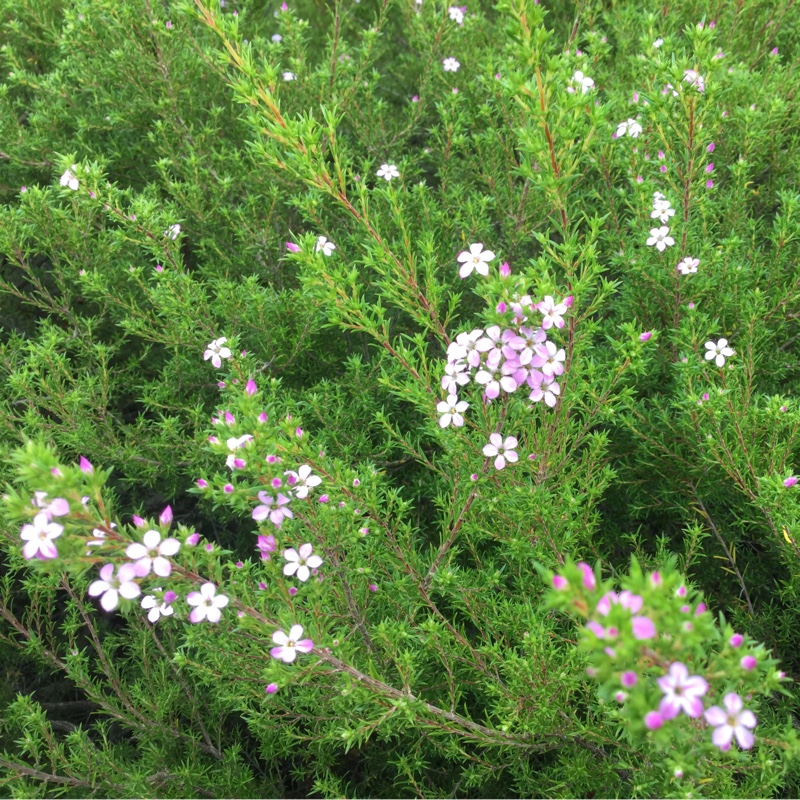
top-left (2, 0), bottom-right (800, 796)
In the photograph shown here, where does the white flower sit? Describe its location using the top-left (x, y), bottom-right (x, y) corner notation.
top-left (126, 530), bottom-right (181, 578)
top-left (20, 513), bottom-right (63, 560)
top-left (456, 242), bottom-right (495, 278)
top-left (442, 57), bottom-right (460, 72)
top-left (441, 360), bottom-right (470, 394)
top-left (646, 226), bottom-right (675, 252)
top-left (186, 583), bottom-right (229, 623)
top-left (376, 163), bottom-right (400, 181)
top-left (704, 338), bottom-right (734, 367)
top-left (226, 434), bottom-right (253, 451)
top-left (568, 70), bottom-right (594, 94)
top-left (282, 71), bottom-right (297, 81)
top-left (203, 337), bottom-right (232, 368)
top-left (448, 5), bottom-right (464, 23)
top-left (164, 224), bottom-right (181, 239)
top-left (615, 118), bottom-right (642, 138)
top-left (272, 33), bottom-right (283, 42)
top-left (88, 563), bottom-right (141, 612)
top-left (271, 624), bottom-right (314, 663)
top-left (683, 69), bottom-right (705, 92)
top-left (315, 236), bottom-right (336, 256)
top-left (284, 464), bottom-right (322, 499)
top-left (653, 38), bottom-right (663, 48)
top-left (482, 433), bottom-right (519, 470)
top-left (59, 166), bottom-right (80, 191)
top-left (437, 394), bottom-right (468, 428)
top-left (141, 591), bottom-right (175, 623)
top-left (283, 543), bottom-right (323, 582)
top-left (677, 256), bottom-right (699, 275)
top-left (650, 202), bottom-right (675, 224)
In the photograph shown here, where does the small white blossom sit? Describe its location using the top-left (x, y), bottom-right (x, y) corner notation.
top-left (442, 57), bottom-right (460, 72)
top-left (646, 226), bottom-right (675, 252)
top-left (376, 163), bottom-right (400, 181)
top-left (203, 337), bottom-right (232, 369)
top-left (704, 338), bottom-right (734, 367)
top-left (653, 38), bottom-right (663, 48)
top-left (568, 70), bottom-right (594, 94)
top-left (615, 118), bottom-right (642, 138)
top-left (186, 583), bottom-right (229, 623)
top-left (283, 543), bottom-right (323, 582)
top-left (683, 69), bottom-right (705, 93)
top-left (284, 464), bottom-right (322, 499)
top-left (448, 5), bottom-right (464, 23)
top-left (164, 224), bottom-right (181, 239)
top-left (677, 257), bottom-right (699, 275)
top-left (437, 394), bottom-right (468, 428)
top-left (282, 71), bottom-right (297, 81)
top-left (456, 242), bottom-right (495, 278)
top-left (59, 166), bottom-right (80, 191)
top-left (315, 236), bottom-right (336, 256)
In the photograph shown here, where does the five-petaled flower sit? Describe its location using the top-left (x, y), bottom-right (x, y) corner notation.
top-left (483, 433), bottom-right (519, 470)
top-left (615, 118), bottom-right (642, 138)
top-left (88, 563), bottom-right (141, 612)
top-left (568, 70), bottom-right (594, 94)
top-left (164, 224), bottom-right (181, 239)
top-left (20, 513), bottom-right (63, 560)
top-left (437, 394), bottom-right (468, 427)
top-left (253, 492), bottom-right (293, 526)
top-left (704, 692), bottom-right (756, 750)
top-left (282, 71), bottom-right (297, 81)
top-left (60, 166), bottom-right (80, 191)
top-left (271, 624), bottom-right (314, 662)
top-left (376, 163), bottom-right (400, 181)
top-left (448, 5), bottom-right (464, 23)
top-left (646, 226), bottom-right (675, 252)
top-left (204, 337), bottom-right (232, 368)
top-left (657, 662), bottom-right (708, 719)
top-left (186, 582), bottom-right (229, 623)
top-left (677, 256), bottom-right (699, 275)
top-left (283, 543), bottom-right (323, 582)
top-left (141, 590), bottom-right (176, 623)
top-left (442, 57), bottom-right (460, 72)
top-left (284, 465), bottom-right (322, 499)
top-left (683, 69), bottom-right (705, 92)
top-left (537, 296), bottom-right (568, 329)
top-left (126, 529), bottom-right (181, 577)
top-left (704, 338), bottom-right (734, 367)
top-left (457, 242), bottom-right (495, 278)
top-left (315, 236), bottom-right (336, 256)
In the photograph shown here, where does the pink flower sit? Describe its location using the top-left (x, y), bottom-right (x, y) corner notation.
top-left (621, 671), bottom-right (638, 688)
top-left (783, 476), bottom-right (797, 488)
top-left (499, 261), bottom-right (511, 277)
top-left (706, 163), bottom-right (714, 173)
top-left (141, 590), bottom-right (176, 623)
top-left (252, 492), bottom-right (293, 526)
top-left (186, 583), bottom-right (229, 623)
top-left (256, 534), bottom-right (277, 560)
top-left (88, 563), bottom-right (140, 611)
top-left (282, 543), bottom-right (323, 582)
top-left (528, 371), bottom-right (560, 407)
top-left (740, 655), bottom-right (757, 671)
top-left (639, 331), bottom-right (652, 342)
top-left (196, 479), bottom-right (208, 489)
top-left (482, 433), bottom-right (519, 470)
top-left (266, 682), bottom-right (279, 694)
top-left (457, 243), bottom-right (495, 278)
top-left (125, 530), bottom-right (181, 577)
top-left (186, 532), bottom-right (201, 546)
top-left (729, 633), bottom-right (744, 648)
top-left (537, 296), bottom-right (568, 329)
top-left (577, 562), bottom-right (596, 590)
top-left (271, 624), bottom-right (314, 663)
top-left (552, 575), bottom-right (568, 590)
top-left (631, 616), bottom-right (656, 639)
top-left (20, 513), bottom-right (63, 560)
top-left (246, 379), bottom-right (257, 395)
top-left (285, 242), bottom-right (301, 253)
top-left (677, 257), bottom-right (699, 275)
top-left (159, 505), bottom-right (173, 525)
top-left (79, 456), bottom-right (94, 474)
top-left (705, 693), bottom-right (756, 750)
top-left (707, 142), bottom-right (715, 153)
top-left (644, 711), bottom-right (664, 730)
top-left (706, 179), bottom-right (714, 189)
top-left (657, 662), bottom-right (707, 718)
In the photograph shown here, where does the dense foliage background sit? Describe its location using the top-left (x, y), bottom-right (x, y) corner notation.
top-left (1, 0), bottom-right (800, 796)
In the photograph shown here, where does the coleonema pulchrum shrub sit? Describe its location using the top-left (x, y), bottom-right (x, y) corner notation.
top-left (2, 0), bottom-right (800, 796)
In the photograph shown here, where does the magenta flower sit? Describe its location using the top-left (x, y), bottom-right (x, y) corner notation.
top-left (657, 662), bottom-right (707, 718)
top-left (639, 331), bottom-right (652, 342)
top-left (631, 616), bottom-right (656, 639)
top-left (246, 379), bottom-right (257, 395)
top-left (577, 562), bottom-right (596, 590)
top-left (707, 142), bottom-right (715, 153)
top-left (271, 624), bottom-right (314, 663)
top-left (20, 514), bottom-right (63, 561)
top-left (552, 575), bottom-right (568, 590)
top-left (79, 456), bottom-right (94, 474)
top-left (740, 655), bottom-right (757, 671)
top-left (621, 671), bottom-right (638, 688)
top-left (482, 433), bottom-right (519, 470)
top-left (705, 693), bottom-right (756, 750)
top-left (784, 476), bottom-right (797, 488)
top-left (88, 563), bottom-right (141, 611)
top-left (644, 711), bottom-right (664, 730)
top-left (729, 633), bottom-right (743, 648)
top-left (537, 296), bottom-right (568, 329)
top-left (285, 242), bottom-right (301, 253)
top-left (284, 465), bottom-right (322, 499)
top-left (186, 582), bottom-right (229, 623)
top-left (252, 492), bottom-right (293, 526)
top-left (126, 530), bottom-right (181, 577)
top-left (266, 682), bottom-right (279, 694)
top-left (282, 543), bottom-right (323, 582)
top-left (499, 261), bottom-right (511, 277)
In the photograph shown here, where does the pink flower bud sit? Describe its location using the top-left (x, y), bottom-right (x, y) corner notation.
top-left (781, 405), bottom-right (788, 412)
top-left (784, 476), bottom-right (797, 488)
top-left (649, 571), bottom-right (662, 588)
top-left (280, 2), bottom-right (287, 9)
top-left (741, 655), bottom-right (757, 670)
top-left (707, 142), bottom-right (715, 153)
top-left (676, 585), bottom-right (687, 597)
top-left (552, 575), bottom-right (568, 590)
top-left (615, 691), bottom-right (627, 703)
top-left (186, 533), bottom-right (201, 546)
top-left (224, 412), bottom-right (235, 425)
top-left (266, 682), bottom-right (279, 694)
top-left (688, 301), bottom-right (695, 309)
top-left (577, 562), bottom-right (596, 590)
top-left (79, 456), bottom-right (94, 474)
top-left (604, 646), bottom-right (616, 657)
top-left (318, 494), bottom-right (329, 503)
top-left (621, 671), bottom-right (638, 688)
top-left (636, 175), bottom-right (643, 183)
top-left (660, 165), bottom-right (667, 173)
top-left (644, 711), bottom-right (664, 730)
top-left (246, 379), bottom-right (257, 395)
top-left (196, 479), bottom-right (208, 489)
top-left (353, 478), bottom-right (360, 487)
top-left (496, 301), bottom-right (507, 313)
top-left (702, 392), bottom-right (709, 401)
top-left (235, 561), bottom-right (244, 568)
top-left (470, 473), bottom-right (478, 481)
top-left (295, 427), bottom-right (304, 437)
top-left (258, 581), bottom-right (267, 590)
top-left (208, 436), bottom-right (220, 444)
top-left (639, 331), bottom-right (652, 342)
top-left (164, 590), bottom-right (177, 603)
top-left (289, 586), bottom-right (298, 595)
top-left (706, 180), bottom-right (714, 189)
top-left (359, 527), bottom-right (369, 536)
top-left (159, 505), bottom-right (173, 525)
top-left (258, 412), bottom-right (268, 423)
top-left (132, 515), bottom-right (146, 528)
top-left (165, 20), bottom-right (173, 28)
top-left (223, 484), bottom-right (234, 493)
top-left (205, 543), bottom-right (214, 552)
top-left (155, 264), bottom-right (163, 272)
top-left (369, 583), bottom-right (378, 592)
top-left (411, 95), bottom-right (419, 102)
top-left (218, 382), bottom-right (226, 389)
top-left (563, 295), bottom-right (574, 307)
top-left (51, 467), bottom-right (63, 477)
top-left (771, 47), bottom-right (778, 55)
top-left (729, 633), bottom-right (743, 647)
top-left (695, 602), bottom-right (706, 615)
top-left (658, 150), bottom-right (665, 159)
top-left (680, 605), bottom-right (690, 613)
top-left (631, 616), bottom-right (656, 640)
top-left (499, 261), bottom-right (511, 277)
top-left (706, 163), bottom-right (714, 173)
top-left (285, 242), bottom-right (301, 253)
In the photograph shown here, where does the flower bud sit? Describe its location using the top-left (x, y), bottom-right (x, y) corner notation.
top-left (186, 532), bottom-right (201, 546)
top-left (577, 562), bottom-right (596, 590)
top-left (246, 379), bottom-right (257, 396)
top-left (159, 505), bottom-right (173, 525)
top-left (285, 242), bottom-right (301, 253)
top-left (499, 261), bottom-right (510, 277)
top-left (741, 655), bottom-right (757, 671)
top-left (552, 575), bottom-right (568, 590)
top-left (79, 456), bottom-right (94, 474)
top-left (644, 711), bottom-right (663, 730)
top-left (266, 682), bottom-right (279, 694)
top-left (784, 476), bottom-right (797, 488)
top-left (639, 331), bottom-right (652, 342)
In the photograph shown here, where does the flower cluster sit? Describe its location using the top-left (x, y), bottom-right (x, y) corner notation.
top-left (547, 560), bottom-right (782, 763)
